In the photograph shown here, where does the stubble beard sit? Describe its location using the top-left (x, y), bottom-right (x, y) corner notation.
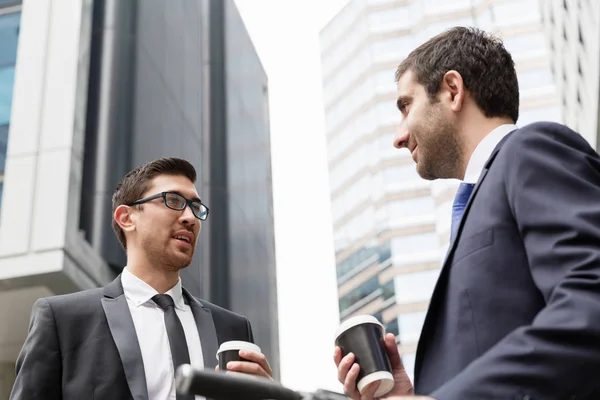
top-left (143, 237), bottom-right (194, 272)
top-left (415, 108), bottom-right (463, 180)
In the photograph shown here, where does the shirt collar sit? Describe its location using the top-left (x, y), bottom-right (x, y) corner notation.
top-left (121, 267), bottom-right (186, 310)
top-left (463, 124), bottom-right (517, 183)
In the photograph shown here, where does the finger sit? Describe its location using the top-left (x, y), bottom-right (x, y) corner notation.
top-left (239, 350), bottom-right (273, 377)
top-left (337, 352), bottom-right (355, 383)
top-left (215, 365), bottom-right (220, 371)
top-left (384, 333), bottom-right (403, 370)
top-left (227, 361), bottom-right (271, 379)
top-left (333, 346), bottom-right (343, 366)
top-left (343, 363), bottom-right (361, 399)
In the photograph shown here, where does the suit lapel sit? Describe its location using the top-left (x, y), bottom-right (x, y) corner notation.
top-left (414, 134), bottom-right (512, 384)
top-left (183, 288), bottom-right (219, 369)
top-left (102, 276), bottom-right (148, 400)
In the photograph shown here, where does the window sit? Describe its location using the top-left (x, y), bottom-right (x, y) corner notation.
top-left (0, 8), bottom-right (20, 219)
top-left (373, 68), bottom-right (397, 94)
top-left (475, 9), bottom-right (495, 31)
top-left (387, 197), bottom-right (435, 219)
top-left (398, 311), bottom-right (427, 343)
top-left (331, 174), bottom-right (371, 224)
top-left (422, 17), bottom-right (474, 40)
top-left (381, 279), bottom-right (395, 301)
top-left (374, 101), bottom-right (401, 131)
top-left (339, 276), bottom-right (380, 313)
top-left (0, 1), bottom-right (20, 7)
top-left (367, 6), bottom-right (410, 34)
top-left (0, 11), bottom-right (19, 127)
top-left (517, 68), bottom-right (553, 91)
top-left (435, 198), bottom-right (453, 233)
top-left (382, 164), bottom-right (421, 185)
top-left (320, 0), bottom-right (365, 54)
top-left (337, 244), bottom-right (379, 279)
top-left (502, 32), bottom-right (547, 59)
top-left (384, 318), bottom-right (399, 337)
top-left (492, 0), bottom-right (541, 27)
top-left (370, 35), bottom-right (414, 63)
top-left (391, 232), bottom-right (438, 257)
top-left (394, 269), bottom-right (440, 304)
top-left (329, 143), bottom-right (369, 193)
top-left (376, 131), bottom-right (403, 162)
top-left (518, 106), bottom-right (562, 126)
top-left (0, 123), bottom-right (7, 173)
top-left (378, 241), bottom-right (391, 263)
top-left (424, 0), bottom-right (472, 15)
top-left (334, 207), bottom-right (375, 252)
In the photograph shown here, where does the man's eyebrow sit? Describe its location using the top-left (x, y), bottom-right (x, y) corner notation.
top-left (169, 190), bottom-right (201, 202)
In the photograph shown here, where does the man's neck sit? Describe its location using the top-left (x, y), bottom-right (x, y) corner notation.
top-left (458, 116), bottom-right (515, 179)
top-left (126, 256), bottom-right (179, 294)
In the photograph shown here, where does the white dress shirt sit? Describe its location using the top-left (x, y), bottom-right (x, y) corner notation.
top-left (121, 268), bottom-right (205, 400)
top-left (463, 124), bottom-right (518, 183)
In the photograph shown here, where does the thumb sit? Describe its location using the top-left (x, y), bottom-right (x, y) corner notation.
top-left (384, 333), bottom-right (404, 371)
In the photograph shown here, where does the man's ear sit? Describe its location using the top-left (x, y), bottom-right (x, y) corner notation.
top-left (441, 70), bottom-right (465, 112)
top-left (114, 205), bottom-right (137, 235)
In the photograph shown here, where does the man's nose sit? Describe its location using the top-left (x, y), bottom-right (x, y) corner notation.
top-left (180, 205), bottom-right (197, 226)
top-left (394, 129), bottom-right (410, 149)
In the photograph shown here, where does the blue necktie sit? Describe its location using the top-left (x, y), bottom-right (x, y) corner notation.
top-left (450, 183), bottom-right (475, 242)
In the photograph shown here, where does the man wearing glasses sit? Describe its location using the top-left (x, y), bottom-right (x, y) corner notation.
top-left (10, 157), bottom-right (273, 400)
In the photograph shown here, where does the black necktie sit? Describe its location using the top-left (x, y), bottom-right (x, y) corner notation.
top-left (152, 294), bottom-right (193, 400)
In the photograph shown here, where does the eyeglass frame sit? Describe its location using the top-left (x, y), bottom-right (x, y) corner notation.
top-left (127, 191), bottom-right (210, 221)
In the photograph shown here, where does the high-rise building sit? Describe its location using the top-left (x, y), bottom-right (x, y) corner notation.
top-left (0, 0), bottom-right (278, 395)
top-left (320, 0), bottom-right (560, 382)
top-left (541, 0), bottom-right (600, 149)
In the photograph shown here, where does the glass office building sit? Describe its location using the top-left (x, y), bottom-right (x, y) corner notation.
top-left (0, 2), bottom-right (19, 214)
top-left (0, 0), bottom-right (279, 395)
top-left (320, 0), bottom-right (561, 383)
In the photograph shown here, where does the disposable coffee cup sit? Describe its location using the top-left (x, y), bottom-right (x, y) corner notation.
top-left (335, 315), bottom-right (394, 397)
top-left (216, 340), bottom-right (262, 371)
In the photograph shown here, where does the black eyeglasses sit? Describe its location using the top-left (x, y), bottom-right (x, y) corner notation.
top-left (128, 192), bottom-right (209, 221)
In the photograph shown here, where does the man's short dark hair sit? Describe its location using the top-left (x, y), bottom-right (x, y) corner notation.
top-left (395, 26), bottom-right (519, 122)
top-left (112, 157), bottom-right (197, 250)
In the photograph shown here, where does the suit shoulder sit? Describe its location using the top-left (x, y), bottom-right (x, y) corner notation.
top-left (40, 287), bottom-right (104, 313)
top-left (505, 121), bottom-right (592, 152)
top-left (197, 298), bottom-right (248, 322)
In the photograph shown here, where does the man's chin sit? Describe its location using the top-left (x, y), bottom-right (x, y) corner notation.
top-left (416, 162), bottom-right (437, 181)
top-left (165, 252), bottom-right (194, 271)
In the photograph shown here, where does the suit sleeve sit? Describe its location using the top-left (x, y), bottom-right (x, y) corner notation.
top-left (430, 122), bottom-right (600, 400)
top-left (10, 298), bottom-right (62, 400)
top-left (245, 317), bottom-right (255, 343)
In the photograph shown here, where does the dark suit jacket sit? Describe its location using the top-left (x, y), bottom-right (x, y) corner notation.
top-left (414, 122), bottom-right (600, 400)
top-left (10, 275), bottom-right (254, 400)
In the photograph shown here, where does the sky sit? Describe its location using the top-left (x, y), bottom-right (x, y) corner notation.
top-left (233, 0), bottom-right (349, 393)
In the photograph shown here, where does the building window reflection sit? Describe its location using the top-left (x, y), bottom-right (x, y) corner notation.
top-left (0, 7), bottom-right (20, 215)
top-left (0, 123), bottom-right (7, 173)
top-left (339, 275), bottom-right (379, 314)
top-left (384, 318), bottom-right (399, 338)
